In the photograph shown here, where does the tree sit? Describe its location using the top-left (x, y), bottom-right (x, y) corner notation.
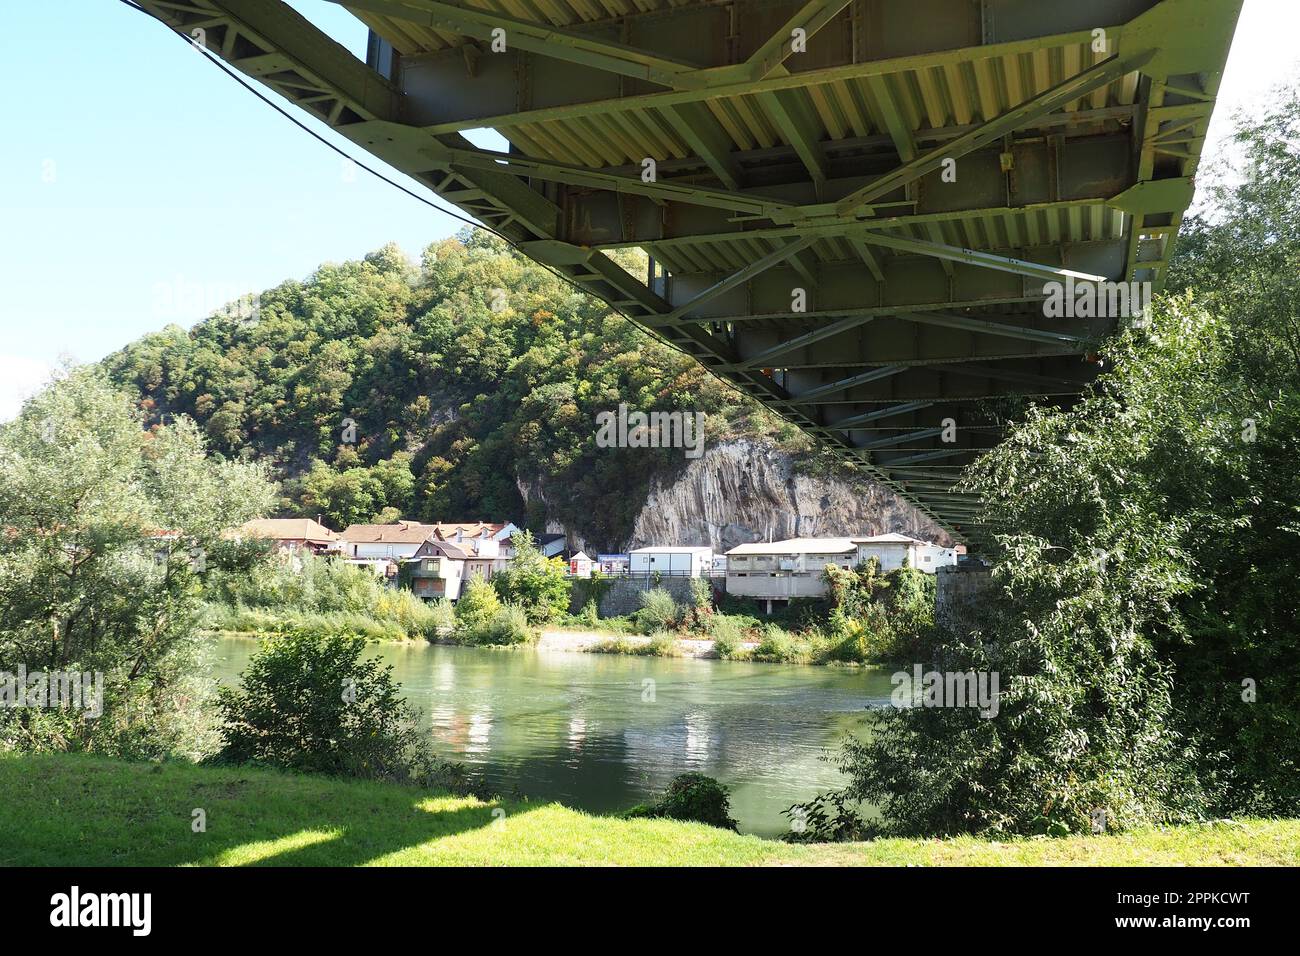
top-left (214, 627), bottom-right (460, 787)
top-left (0, 366), bottom-right (274, 757)
top-left (490, 530), bottom-right (570, 623)
top-left (454, 575), bottom-right (501, 637)
top-left (803, 81), bottom-right (1300, 837)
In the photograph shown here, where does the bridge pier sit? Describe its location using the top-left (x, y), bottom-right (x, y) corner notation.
top-left (936, 563), bottom-right (994, 638)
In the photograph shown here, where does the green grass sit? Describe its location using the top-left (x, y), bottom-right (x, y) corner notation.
top-left (2, 753), bottom-right (1296, 866)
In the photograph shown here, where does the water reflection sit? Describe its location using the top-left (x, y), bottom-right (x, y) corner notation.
top-left (206, 636), bottom-right (886, 836)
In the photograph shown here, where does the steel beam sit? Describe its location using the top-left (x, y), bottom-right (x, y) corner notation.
top-left (835, 50), bottom-right (1155, 217)
top-left (334, 0), bottom-right (711, 90)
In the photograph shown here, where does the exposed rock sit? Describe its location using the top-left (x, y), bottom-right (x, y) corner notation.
top-left (519, 439), bottom-right (951, 553)
top-left (627, 440), bottom-right (950, 551)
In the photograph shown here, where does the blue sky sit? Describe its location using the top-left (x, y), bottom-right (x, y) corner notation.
top-left (1, 0), bottom-right (1298, 418)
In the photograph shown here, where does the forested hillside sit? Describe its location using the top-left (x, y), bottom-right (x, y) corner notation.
top-left (103, 231), bottom-right (823, 548)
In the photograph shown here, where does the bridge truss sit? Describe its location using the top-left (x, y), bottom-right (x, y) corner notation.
top-left (128, 0), bottom-right (1242, 542)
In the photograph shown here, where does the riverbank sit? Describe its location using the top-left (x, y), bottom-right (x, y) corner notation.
top-left (2, 753), bottom-right (1295, 866)
top-left (536, 628), bottom-right (744, 658)
top-left (210, 626), bottom-right (744, 658)
top-left (207, 620), bottom-right (860, 667)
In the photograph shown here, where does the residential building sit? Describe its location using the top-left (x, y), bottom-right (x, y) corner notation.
top-left (629, 546), bottom-right (714, 577)
top-left (235, 517), bottom-right (339, 555)
top-left (429, 521), bottom-right (521, 576)
top-left (406, 539), bottom-right (470, 601)
top-left (339, 520), bottom-right (436, 561)
top-left (533, 533), bottom-right (567, 558)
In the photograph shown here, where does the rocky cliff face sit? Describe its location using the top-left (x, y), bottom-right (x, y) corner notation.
top-left (520, 439), bottom-right (951, 553)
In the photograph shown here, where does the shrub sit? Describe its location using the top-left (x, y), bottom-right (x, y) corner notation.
top-left (213, 628), bottom-right (463, 788)
top-left (876, 567), bottom-right (936, 664)
top-left (587, 637), bottom-right (642, 655)
top-left (635, 588), bottom-right (679, 633)
top-left (646, 630), bottom-right (680, 657)
top-left (718, 594), bottom-right (762, 617)
top-left (753, 625), bottom-right (794, 662)
top-left (454, 576), bottom-right (501, 638)
top-left (481, 604), bottom-right (535, 646)
top-left (708, 615), bottom-right (746, 659)
top-left (373, 588), bottom-right (452, 641)
top-left (783, 791), bottom-right (870, 843)
top-left (821, 603), bottom-right (890, 664)
top-left (576, 600), bottom-right (601, 628)
top-left (624, 773), bottom-right (738, 831)
top-left (423, 599), bottom-right (456, 640)
top-left (686, 577), bottom-right (714, 631)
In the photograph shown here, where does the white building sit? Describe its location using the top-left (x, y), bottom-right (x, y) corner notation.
top-left (725, 534), bottom-right (956, 611)
top-left (629, 546), bottom-right (714, 577)
top-left (569, 551), bottom-right (594, 578)
top-left (852, 533), bottom-right (958, 573)
top-left (725, 538), bottom-right (857, 608)
top-left (429, 522), bottom-right (521, 575)
top-left (340, 521), bottom-right (437, 561)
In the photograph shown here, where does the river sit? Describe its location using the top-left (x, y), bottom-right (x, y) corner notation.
top-left (207, 635), bottom-right (892, 837)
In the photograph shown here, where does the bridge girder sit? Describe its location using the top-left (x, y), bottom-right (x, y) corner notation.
top-left (126, 0), bottom-right (1242, 542)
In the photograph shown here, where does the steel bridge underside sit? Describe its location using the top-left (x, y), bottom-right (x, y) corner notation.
top-left (131, 0), bottom-right (1241, 542)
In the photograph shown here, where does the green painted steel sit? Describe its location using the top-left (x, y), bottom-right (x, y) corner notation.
top-left (126, 0), bottom-right (1243, 541)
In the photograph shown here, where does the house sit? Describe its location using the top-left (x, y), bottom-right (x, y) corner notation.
top-left (428, 521), bottom-right (521, 577)
top-left (852, 533), bottom-right (959, 573)
top-left (725, 538), bottom-right (858, 609)
top-left (406, 539), bottom-right (470, 601)
top-left (569, 551), bottom-right (594, 578)
top-left (534, 533), bottom-right (567, 558)
top-left (236, 517), bottom-right (339, 555)
top-left (339, 520), bottom-right (436, 561)
top-left (629, 546), bottom-right (714, 577)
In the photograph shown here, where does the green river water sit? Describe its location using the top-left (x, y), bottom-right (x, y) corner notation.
top-left (208, 635), bottom-right (893, 837)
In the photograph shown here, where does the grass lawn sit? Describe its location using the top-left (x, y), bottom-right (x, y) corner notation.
top-left (2, 753), bottom-right (1296, 866)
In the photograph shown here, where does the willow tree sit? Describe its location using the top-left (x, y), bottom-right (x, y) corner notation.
top-left (0, 367), bottom-right (274, 757)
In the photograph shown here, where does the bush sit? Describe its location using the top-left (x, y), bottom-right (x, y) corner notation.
top-left (821, 603), bottom-right (890, 664)
top-left (753, 625), bottom-right (794, 662)
top-left (717, 594), bottom-right (762, 617)
top-left (206, 552), bottom-right (388, 615)
top-left (686, 577), bottom-right (714, 632)
top-left (213, 628), bottom-right (463, 788)
top-left (624, 773), bottom-right (738, 831)
top-left (454, 576), bottom-right (501, 638)
top-left (422, 599), bottom-right (456, 640)
top-left (646, 631), bottom-right (680, 657)
top-left (876, 567), bottom-right (935, 664)
top-left (708, 615), bottom-right (746, 659)
top-left (575, 600), bottom-right (601, 628)
top-left (783, 791), bottom-right (870, 843)
top-left (635, 588), bottom-right (679, 633)
top-left (480, 604), bottom-right (535, 646)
